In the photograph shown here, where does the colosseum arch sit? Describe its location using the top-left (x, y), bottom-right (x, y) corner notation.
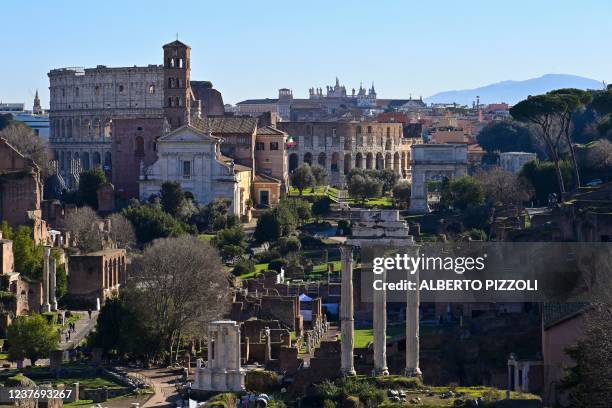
top-left (83, 119), bottom-right (91, 137)
top-left (393, 152), bottom-right (400, 172)
top-left (82, 152), bottom-right (90, 170)
top-left (376, 153), bottom-right (384, 170)
top-left (93, 152), bottom-right (101, 168)
top-left (104, 119), bottom-right (112, 138)
top-left (366, 153), bottom-right (373, 169)
top-left (66, 119), bottom-right (73, 138)
top-left (355, 153), bottom-right (363, 169)
top-left (73, 118), bottom-right (80, 138)
top-left (331, 152), bottom-right (340, 172)
top-left (318, 152), bottom-right (327, 167)
top-left (385, 153), bottom-right (392, 170)
top-left (94, 118), bottom-right (102, 137)
top-left (344, 154), bottom-right (352, 174)
top-left (304, 152), bottom-right (313, 166)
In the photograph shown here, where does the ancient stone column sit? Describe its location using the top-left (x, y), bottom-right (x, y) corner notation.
top-left (340, 244), bottom-right (356, 376)
top-left (373, 265), bottom-right (388, 376)
top-left (49, 257), bottom-right (58, 311)
top-left (405, 248), bottom-right (421, 377)
top-left (42, 246), bottom-right (51, 312)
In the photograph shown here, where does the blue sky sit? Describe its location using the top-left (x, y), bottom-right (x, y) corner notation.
top-left (3, 0), bottom-right (611, 107)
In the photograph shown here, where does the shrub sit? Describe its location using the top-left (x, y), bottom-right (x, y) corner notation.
top-left (232, 258), bottom-right (255, 277)
top-left (255, 249), bottom-right (281, 263)
top-left (278, 236), bottom-right (301, 255)
top-left (245, 370), bottom-right (279, 393)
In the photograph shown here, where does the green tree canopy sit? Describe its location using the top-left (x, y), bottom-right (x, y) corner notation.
top-left (12, 226), bottom-right (43, 281)
top-left (310, 165), bottom-right (329, 190)
top-left (476, 121), bottom-right (535, 153)
top-left (254, 210), bottom-right (281, 243)
top-left (441, 176), bottom-right (485, 211)
top-left (347, 174), bottom-right (382, 204)
top-left (7, 314), bottom-right (60, 366)
top-left (519, 160), bottom-right (574, 205)
top-left (160, 182), bottom-right (185, 217)
top-left (78, 166), bottom-right (107, 209)
top-left (122, 204), bottom-right (190, 244)
top-left (291, 164), bottom-right (314, 195)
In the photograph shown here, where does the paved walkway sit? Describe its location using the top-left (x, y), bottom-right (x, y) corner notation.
top-left (59, 311), bottom-right (99, 350)
top-left (125, 367), bottom-right (183, 408)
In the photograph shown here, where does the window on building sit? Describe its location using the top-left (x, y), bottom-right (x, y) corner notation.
top-left (368, 126), bottom-right (372, 133)
top-left (62, 88), bottom-right (65, 97)
top-left (182, 160), bottom-right (191, 178)
top-left (357, 125), bottom-right (362, 134)
top-left (75, 87), bottom-right (79, 97)
top-left (270, 142), bottom-right (279, 150)
top-left (256, 142), bottom-right (265, 151)
top-left (119, 84), bottom-right (124, 93)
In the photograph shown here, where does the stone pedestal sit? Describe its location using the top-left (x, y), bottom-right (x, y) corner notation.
top-left (194, 321), bottom-right (245, 392)
top-left (340, 245), bottom-right (356, 376)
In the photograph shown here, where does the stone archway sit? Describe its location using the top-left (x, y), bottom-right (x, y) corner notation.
top-left (331, 152), bottom-right (340, 172)
top-left (355, 153), bottom-right (363, 169)
top-left (366, 152), bottom-right (373, 169)
top-left (393, 152), bottom-right (400, 173)
top-left (344, 153), bottom-right (352, 174)
top-left (318, 152), bottom-right (327, 168)
top-left (385, 153), bottom-right (392, 170)
top-left (376, 153), bottom-right (384, 170)
top-left (409, 144), bottom-right (468, 213)
top-left (304, 152), bottom-right (312, 166)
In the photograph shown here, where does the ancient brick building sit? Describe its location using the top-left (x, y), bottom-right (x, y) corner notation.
top-left (278, 121), bottom-right (420, 186)
top-left (48, 40), bottom-right (224, 183)
top-left (0, 138), bottom-right (44, 230)
top-left (111, 117), bottom-right (167, 199)
top-left (68, 248), bottom-right (126, 306)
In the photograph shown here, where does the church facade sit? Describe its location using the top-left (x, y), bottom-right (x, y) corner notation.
top-left (139, 125), bottom-right (251, 216)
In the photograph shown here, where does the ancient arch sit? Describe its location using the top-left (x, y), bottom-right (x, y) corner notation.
top-left (409, 144), bottom-right (468, 213)
top-left (366, 152), bottom-right (373, 169)
top-left (393, 152), bottom-right (400, 172)
top-left (376, 152), bottom-right (384, 170)
top-left (304, 152), bottom-right (312, 165)
top-left (318, 152), bottom-right (327, 168)
top-left (355, 153), bottom-right (363, 169)
top-left (82, 152), bottom-right (90, 170)
top-left (331, 152), bottom-right (340, 172)
top-left (385, 153), bottom-right (392, 170)
top-left (93, 152), bottom-right (101, 168)
top-left (344, 153), bottom-right (352, 174)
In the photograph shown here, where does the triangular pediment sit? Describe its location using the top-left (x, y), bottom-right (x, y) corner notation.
top-left (157, 124), bottom-right (220, 143)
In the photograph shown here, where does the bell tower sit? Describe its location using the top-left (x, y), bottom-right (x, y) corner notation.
top-left (163, 39), bottom-right (191, 129)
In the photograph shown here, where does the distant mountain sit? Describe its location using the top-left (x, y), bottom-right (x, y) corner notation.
top-left (424, 74), bottom-right (604, 106)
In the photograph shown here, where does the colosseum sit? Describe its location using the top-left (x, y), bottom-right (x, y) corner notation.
top-left (48, 65), bottom-right (165, 182)
top-left (47, 40), bottom-right (224, 186)
top-left (277, 121), bottom-right (421, 187)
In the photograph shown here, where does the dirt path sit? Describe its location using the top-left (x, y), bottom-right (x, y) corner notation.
top-left (124, 367), bottom-right (182, 408)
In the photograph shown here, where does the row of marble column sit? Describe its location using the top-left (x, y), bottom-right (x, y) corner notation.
top-left (340, 244), bottom-right (420, 377)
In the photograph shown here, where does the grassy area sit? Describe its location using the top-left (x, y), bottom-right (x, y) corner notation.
top-left (354, 326), bottom-right (404, 348)
top-left (198, 234), bottom-right (215, 242)
top-left (65, 400), bottom-right (95, 407)
top-left (238, 262), bottom-right (269, 279)
top-left (312, 260), bottom-right (341, 273)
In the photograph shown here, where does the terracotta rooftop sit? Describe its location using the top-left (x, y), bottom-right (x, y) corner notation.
top-left (192, 116), bottom-right (257, 135)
